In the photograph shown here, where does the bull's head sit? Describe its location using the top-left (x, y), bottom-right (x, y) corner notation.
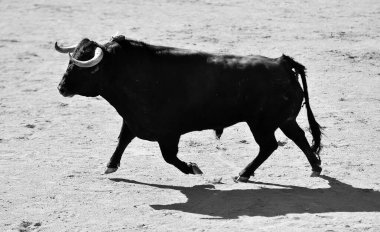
top-left (55, 38), bottom-right (105, 97)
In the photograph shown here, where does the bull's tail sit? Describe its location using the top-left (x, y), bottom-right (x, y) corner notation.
top-left (282, 55), bottom-right (322, 156)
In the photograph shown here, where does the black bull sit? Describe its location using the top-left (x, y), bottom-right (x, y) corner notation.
top-left (55, 35), bottom-right (322, 182)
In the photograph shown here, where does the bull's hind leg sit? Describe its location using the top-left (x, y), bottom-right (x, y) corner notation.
top-left (280, 120), bottom-right (322, 176)
top-left (158, 136), bottom-right (203, 175)
top-left (105, 120), bottom-right (135, 174)
top-left (235, 122), bottom-right (278, 182)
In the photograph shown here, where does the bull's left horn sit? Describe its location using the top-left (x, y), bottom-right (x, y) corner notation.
top-left (55, 42), bottom-right (77, 53)
top-left (69, 47), bottom-right (104, 68)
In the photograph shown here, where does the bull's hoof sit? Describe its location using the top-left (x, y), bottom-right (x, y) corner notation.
top-left (214, 128), bottom-right (224, 140)
top-left (311, 165), bottom-right (322, 177)
top-left (189, 163), bottom-right (203, 175)
top-left (104, 167), bottom-right (118, 174)
top-left (310, 171), bottom-right (321, 177)
top-left (232, 175), bottom-right (249, 183)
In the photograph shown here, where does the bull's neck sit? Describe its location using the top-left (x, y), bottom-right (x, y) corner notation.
top-left (100, 80), bottom-right (128, 116)
top-left (100, 45), bottom-right (154, 118)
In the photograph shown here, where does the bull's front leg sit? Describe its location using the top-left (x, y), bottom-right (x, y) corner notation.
top-left (158, 136), bottom-right (203, 175)
top-left (104, 120), bottom-right (135, 174)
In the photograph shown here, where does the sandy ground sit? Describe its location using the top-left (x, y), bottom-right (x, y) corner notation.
top-left (1, 0), bottom-right (380, 231)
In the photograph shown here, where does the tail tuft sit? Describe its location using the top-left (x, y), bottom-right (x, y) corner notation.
top-left (282, 55), bottom-right (323, 156)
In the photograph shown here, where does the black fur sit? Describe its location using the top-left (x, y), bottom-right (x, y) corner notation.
top-left (57, 36), bottom-right (323, 177)
top-left (282, 55), bottom-right (322, 155)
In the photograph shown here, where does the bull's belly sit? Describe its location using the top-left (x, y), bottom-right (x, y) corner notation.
top-left (122, 88), bottom-right (298, 141)
top-left (124, 105), bottom-right (249, 141)
top-left (179, 108), bottom-right (247, 133)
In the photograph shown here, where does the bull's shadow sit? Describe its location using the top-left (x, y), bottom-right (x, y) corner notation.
top-left (110, 175), bottom-right (380, 219)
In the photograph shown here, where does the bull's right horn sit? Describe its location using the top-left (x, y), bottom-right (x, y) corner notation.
top-left (69, 47), bottom-right (104, 68)
top-left (55, 42), bottom-right (77, 53)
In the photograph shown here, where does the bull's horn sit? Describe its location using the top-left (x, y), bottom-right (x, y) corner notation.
top-left (69, 47), bottom-right (104, 68)
top-left (55, 42), bottom-right (77, 53)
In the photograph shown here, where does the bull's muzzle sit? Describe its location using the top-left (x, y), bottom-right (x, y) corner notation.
top-left (57, 82), bottom-right (73, 97)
